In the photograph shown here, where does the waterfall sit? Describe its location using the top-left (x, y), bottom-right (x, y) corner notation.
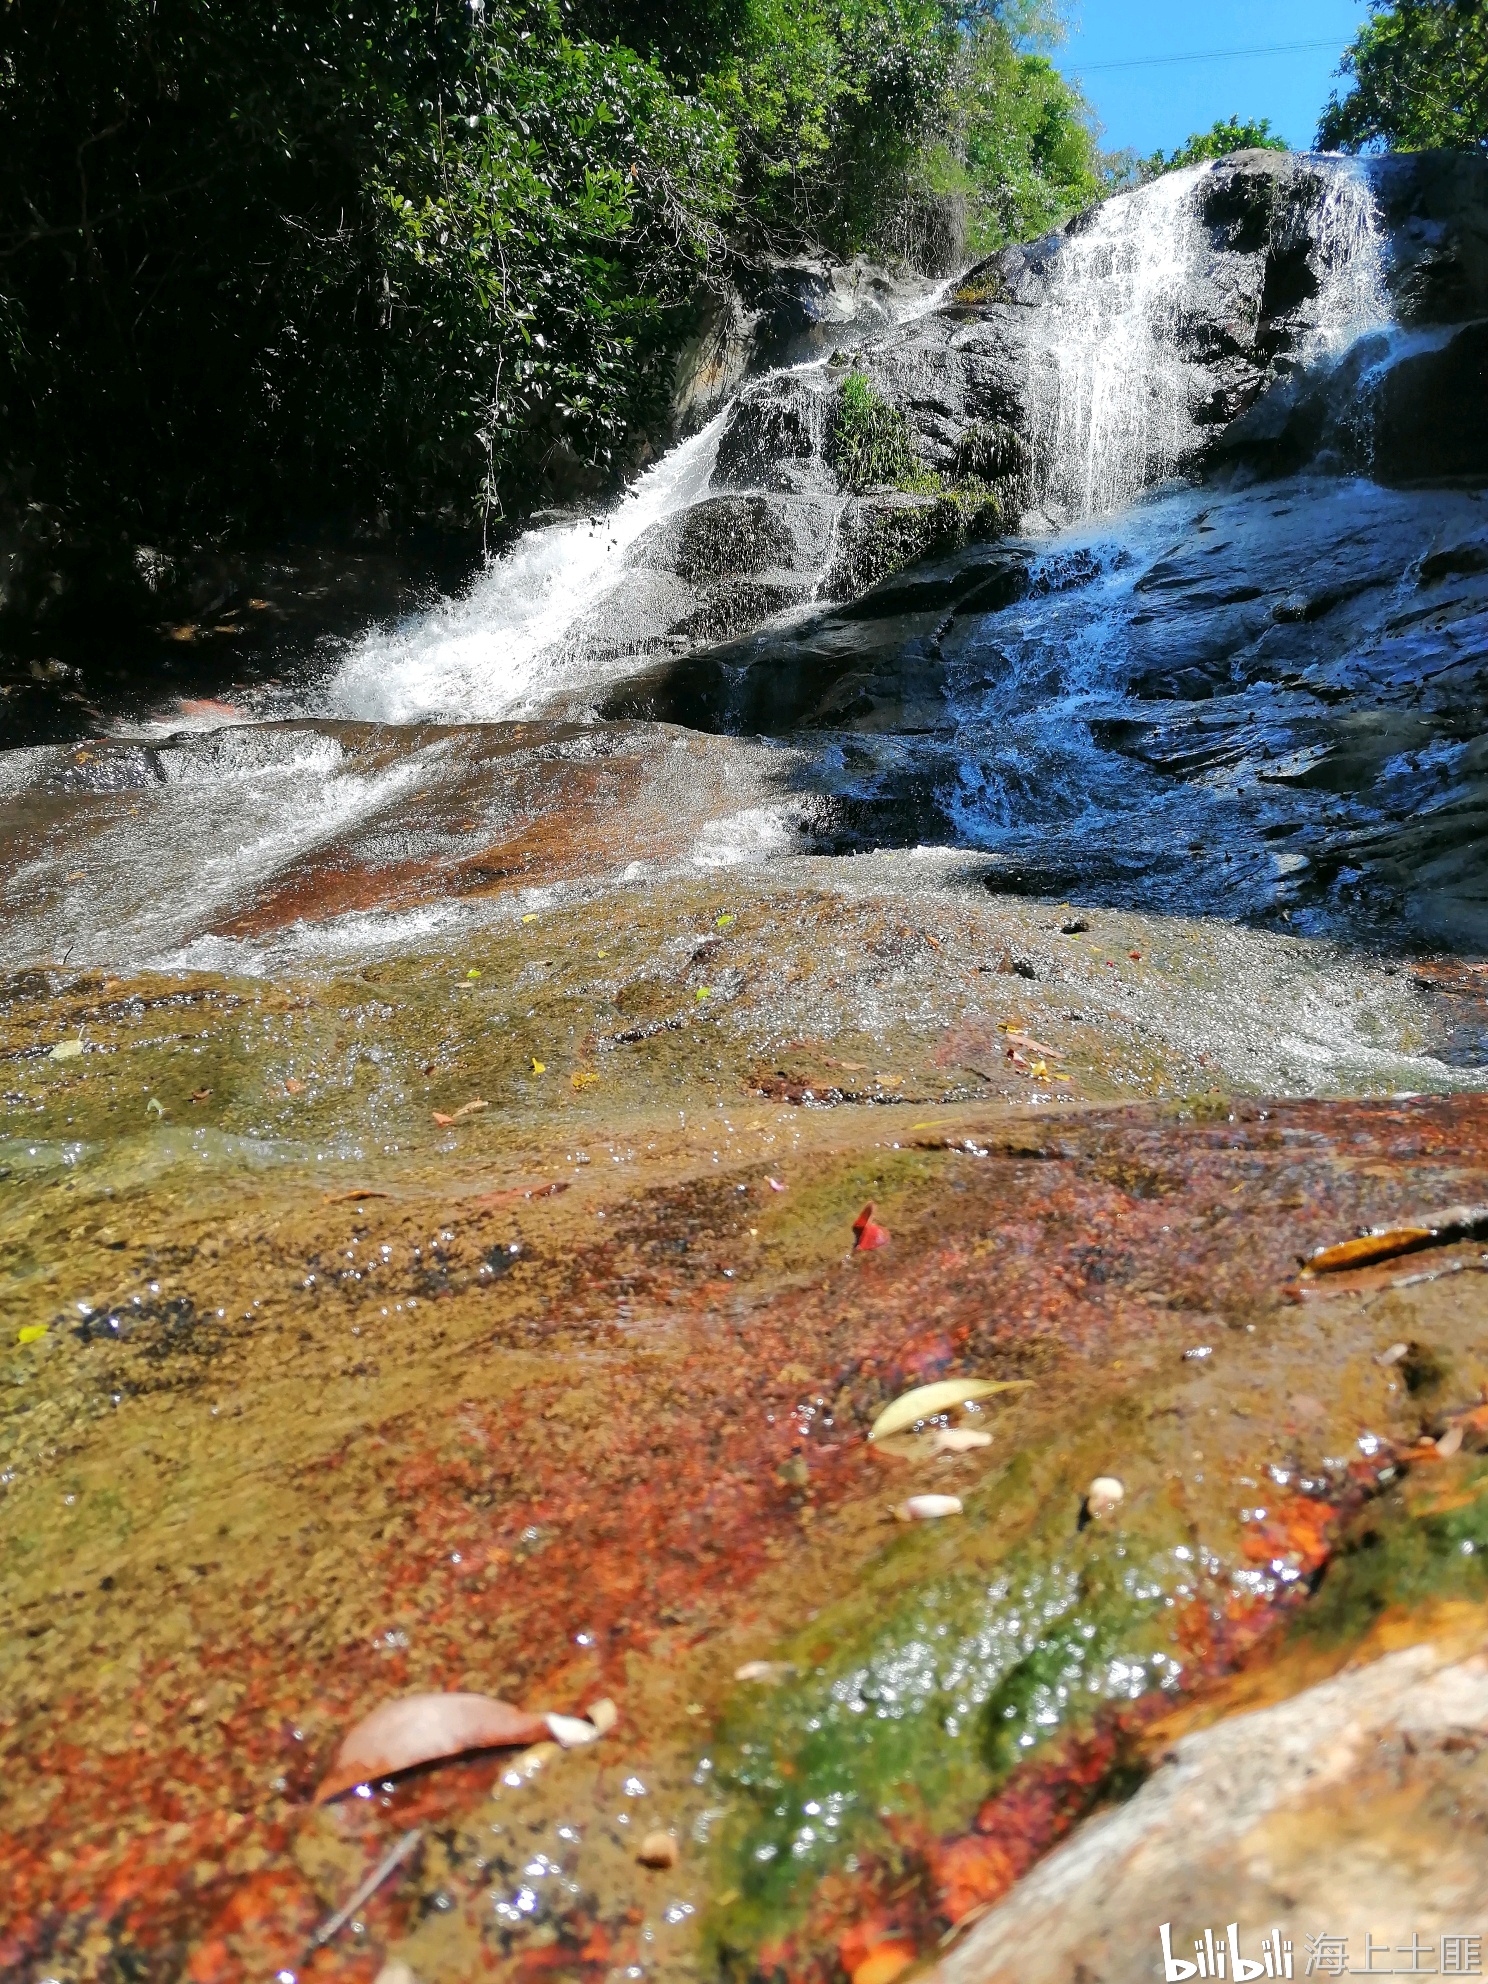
top-left (1300, 159), bottom-right (1389, 362)
top-left (1026, 166), bottom-right (1208, 522)
top-left (1025, 157), bottom-right (1390, 524)
top-left (326, 409), bottom-right (730, 726)
top-left (317, 164), bottom-right (1396, 728)
top-left (326, 280), bottom-right (954, 726)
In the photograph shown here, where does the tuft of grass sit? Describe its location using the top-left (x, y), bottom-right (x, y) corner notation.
top-left (827, 372), bottom-right (921, 493)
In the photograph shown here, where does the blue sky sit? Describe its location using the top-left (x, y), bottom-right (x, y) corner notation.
top-left (1051, 0), bottom-right (1369, 159)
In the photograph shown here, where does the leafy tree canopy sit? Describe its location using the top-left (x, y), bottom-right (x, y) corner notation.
top-left (1147, 115), bottom-right (1289, 176)
top-left (0, 0), bottom-right (1102, 564)
top-left (1317, 0), bottom-right (1488, 152)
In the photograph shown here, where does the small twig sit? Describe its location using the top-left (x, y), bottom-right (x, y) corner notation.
top-left (308, 1827), bottom-right (423, 1951)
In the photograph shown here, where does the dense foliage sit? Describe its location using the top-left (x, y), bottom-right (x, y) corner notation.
top-left (1317, 0), bottom-right (1488, 152)
top-left (912, 18), bottom-right (1101, 255)
top-left (0, 0), bottom-right (737, 550)
top-left (0, 0), bottom-right (1098, 569)
top-left (1147, 116), bottom-right (1289, 175)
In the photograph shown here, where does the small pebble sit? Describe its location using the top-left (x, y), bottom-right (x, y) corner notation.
top-left (1376, 1342), bottom-right (1409, 1366)
top-left (895, 1494), bottom-right (963, 1522)
top-left (375, 1963), bottom-right (418, 1984)
top-left (735, 1659), bottom-right (793, 1683)
top-left (932, 1427), bottom-right (993, 1455)
top-left (1086, 1476), bottom-right (1125, 1520)
top-left (586, 1695), bottom-right (619, 1735)
top-left (546, 1711), bottom-right (601, 1748)
top-left (637, 1830), bottom-right (679, 1869)
top-left (1436, 1423), bottom-right (1464, 1458)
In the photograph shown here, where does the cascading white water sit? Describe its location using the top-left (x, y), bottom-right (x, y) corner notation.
top-left (321, 167), bottom-right (1396, 726)
top-left (327, 281), bottom-right (954, 726)
top-left (1026, 166), bottom-right (1208, 521)
top-left (1025, 157), bottom-right (1391, 523)
top-left (1300, 159), bottom-right (1389, 362)
top-left (327, 407), bottom-right (730, 726)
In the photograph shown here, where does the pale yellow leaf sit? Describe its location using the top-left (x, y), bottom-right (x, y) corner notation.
top-left (868, 1377), bottom-right (1032, 1444)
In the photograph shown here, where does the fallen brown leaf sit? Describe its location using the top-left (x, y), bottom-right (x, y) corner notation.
top-left (314, 1693), bottom-right (549, 1804)
top-left (432, 1097), bottom-right (488, 1127)
top-left (469, 1180), bottom-right (570, 1209)
top-left (1303, 1227), bottom-right (1435, 1274)
top-left (1001, 1028), bottom-right (1060, 1059)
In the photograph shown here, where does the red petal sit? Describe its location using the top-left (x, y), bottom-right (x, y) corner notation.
top-left (852, 1201), bottom-right (877, 1235)
top-left (314, 1693), bottom-right (548, 1804)
top-left (855, 1221), bottom-right (890, 1251)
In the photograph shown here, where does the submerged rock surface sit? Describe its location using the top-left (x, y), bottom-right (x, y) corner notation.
top-left (5, 148), bottom-right (1488, 1984)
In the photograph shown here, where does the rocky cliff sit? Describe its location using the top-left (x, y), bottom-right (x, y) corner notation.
top-left (601, 150), bottom-right (1488, 666)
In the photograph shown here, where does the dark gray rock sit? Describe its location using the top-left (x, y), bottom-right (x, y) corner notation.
top-left (820, 492), bottom-right (993, 602)
top-left (670, 256), bottom-right (936, 437)
top-left (654, 150), bottom-right (1488, 662)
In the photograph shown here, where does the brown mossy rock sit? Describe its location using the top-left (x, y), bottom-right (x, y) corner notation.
top-left (821, 492), bottom-right (970, 603)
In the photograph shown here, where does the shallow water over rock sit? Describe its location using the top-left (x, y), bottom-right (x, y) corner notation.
top-left (6, 149), bottom-right (1488, 1984)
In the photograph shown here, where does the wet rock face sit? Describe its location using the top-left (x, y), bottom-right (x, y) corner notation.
top-left (608, 473), bottom-right (1488, 952)
top-left (670, 257), bottom-right (931, 438)
top-left (625, 150), bottom-right (1488, 664)
top-left (707, 151), bottom-right (1488, 557)
top-left (935, 1644), bottom-right (1488, 1984)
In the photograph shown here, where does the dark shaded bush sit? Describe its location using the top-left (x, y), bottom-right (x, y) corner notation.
top-left (0, 0), bottom-right (1101, 589)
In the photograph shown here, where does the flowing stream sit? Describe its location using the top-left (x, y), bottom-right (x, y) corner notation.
top-left (324, 280), bottom-right (958, 727)
top-left (15, 153), bottom-right (1479, 981)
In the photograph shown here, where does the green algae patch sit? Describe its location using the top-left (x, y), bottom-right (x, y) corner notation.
top-left (1295, 1455), bottom-right (1488, 1646)
top-left (705, 1447), bottom-right (1194, 1960)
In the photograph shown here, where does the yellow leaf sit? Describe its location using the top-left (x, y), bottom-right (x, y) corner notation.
top-left (522, 913), bottom-right (538, 924)
top-left (696, 986), bottom-right (711, 1001)
top-left (868, 1377), bottom-right (1032, 1444)
top-left (17, 1325), bottom-right (47, 1345)
top-left (532, 1059), bottom-right (546, 1075)
top-left (715, 913), bottom-right (734, 927)
top-left (466, 968), bottom-right (482, 979)
top-left (50, 1039), bottom-right (84, 1062)
top-left (1303, 1227), bottom-right (1435, 1274)
top-left (571, 1071), bottom-right (599, 1090)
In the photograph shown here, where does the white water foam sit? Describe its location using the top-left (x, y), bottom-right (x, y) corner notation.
top-left (327, 410), bottom-right (731, 726)
top-left (0, 732), bottom-right (430, 971)
top-left (1302, 159), bottom-right (1389, 362)
top-left (1027, 166), bottom-right (1208, 521)
top-left (325, 280), bottom-right (955, 728)
top-left (1026, 157), bottom-right (1391, 523)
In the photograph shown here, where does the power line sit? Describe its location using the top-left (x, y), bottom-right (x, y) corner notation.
top-left (1063, 38), bottom-right (1345, 74)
